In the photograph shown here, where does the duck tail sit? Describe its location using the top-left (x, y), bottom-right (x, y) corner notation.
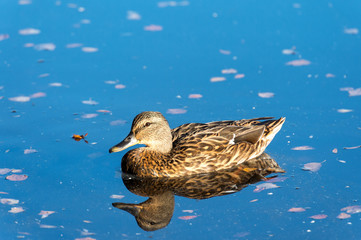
top-left (263, 117), bottom-right (286, 142)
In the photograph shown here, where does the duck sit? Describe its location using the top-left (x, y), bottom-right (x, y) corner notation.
top-left (109, 111), bottom-right (285, 177)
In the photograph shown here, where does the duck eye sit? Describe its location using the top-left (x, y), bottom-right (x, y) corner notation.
top-left (145, 122), bottom-right (151, 127)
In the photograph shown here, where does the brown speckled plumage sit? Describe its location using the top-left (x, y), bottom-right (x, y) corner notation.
top-left (113, 153), bottom-right (285, 231)
top-left (122, 152), bottom-right (285, 199)
top-left (109, 111), bottom-right (285, 177)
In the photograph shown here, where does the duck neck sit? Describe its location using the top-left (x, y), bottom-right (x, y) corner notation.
top-left (148, 129), bottom-right (172, 154)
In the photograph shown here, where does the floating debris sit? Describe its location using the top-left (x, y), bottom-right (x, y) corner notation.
top-left (39, 210), bottom-right (56, 219)
top-left (0, 168), bottom-right (12, 175)
top-left (337, 212), bottom-right (351, 219)
top-left (266, 176), bottom-right (288, 183)
top-left (182, 210), bottom-right (194, 213)
top-left (219, 49), bottom-right (231, 55)
top-left (221, 68), bottom-right (237, 74)
top-left (337, 109), bottom-right (353, 113)
top-left (96, 109), bottom-right (111, 113)
top-left (291, 146), bottom-right (314, 150)
top-left (72, 133), bottom-right (88, 142)
top-left (34, 43), bottom-right (56, 51)
top-left (82, 47), bottom-right (98, 53)
top-left (233, 232), bottom-right (250, 238)
top-left (66, 43), bottom-right (83, 48)
top-left (9, 207), bottom-right (25, 213)
top-left (253, 183), bottom-right (279, 193)
top-left (38, 73), bottom-right (50, 78)
top-left (341, 205), bottom-right (361, 214)
top-left (144, 24), bottom-right (163, 31)
top-left (234, 74), bottom-right (245, 79)
top-left (81, 229), bottom-right (96, 236)
top-left (302, 161), bottom-right (324, 172)
top-left (8, 96), bottom-right (31, 103)
top-left (210, 77), bottom-right (226, 82)
top-left (110, 120), bottom-right (126, 126)
top-left (325, 73), bottom-right (335, 78)
top-left (81, 19), bottom-right (90, 24)
top-left (343, 145), bottom-right (361, 150)
top-left (18, 28), bottom-right (40, 35)
top-left (309, 214), bottom-right (327, 220)
top-left (127, 10), bottom-right (141, 20)
top-left (81, 114), bottom-right (98, 119)
top-left (39, 224), bottom-right (57, 229)
top-left (348, 88), bottom-right (361, 97)
top-left (340, 87), bottom-right (361, 97)
top-left (104, 80), bottom-right (118, 84)
top-left (167, 108), bottom-right (187, 114)
top-left (158, 1), bottom-right (189, 8)
top-left (188, 94), bottom-right (202, 99)
top-left (75, 237), bottom-right (96, 240)
top-left (115, 84), bottom-right (126, 89)
top-left (288, 207), bottom-right (306, 213)
top-left (49, 82), bottom-right (63, 87)
top-left (30, 92), bottom-right (46, 99)
top-left (344, 28), bottom-right (359, 35)
top-left (282, 48), bottom-right (296, 55)
top-left (0, 198), bottom-right (19, 205)
top-left (109, 194), bottom-right (125, 199)
top-left (6, 174), bottom-right (28, 181)
top-left (258, 92), bottom-right (274, 98)
top-left (178, 215), bottom-right (198, 220)
top-left (24, 148), bottom-right (38, 154)
top-left (82, 99), bottom-right (99, 105)
top-left (0, 34), bottom-right (9, 41)
top-left (286, 59), bottom-right (311, 66)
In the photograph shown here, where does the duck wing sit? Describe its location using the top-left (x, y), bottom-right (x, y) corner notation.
top-left (170, 128), bottom-right (262, 174)
top-left (172, 124), bottom-right (265, 152)
top-left (171, 117), bottom-right (274, 144)
top-left (169, 117), bottom-right (285, 172)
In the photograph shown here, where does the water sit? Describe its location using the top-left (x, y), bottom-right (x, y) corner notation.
top-left (1, 0), bottom-right (361, 239)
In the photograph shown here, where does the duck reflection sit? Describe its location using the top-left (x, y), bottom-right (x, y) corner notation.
top-left (112, 153), bottom-right (284, 231)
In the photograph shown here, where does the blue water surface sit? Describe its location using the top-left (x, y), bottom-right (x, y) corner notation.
top-left (1, 0), bottom-right (361, 239)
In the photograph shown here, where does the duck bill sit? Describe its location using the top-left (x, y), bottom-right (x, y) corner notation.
top-left (109, 132), bottom-right (139, 153)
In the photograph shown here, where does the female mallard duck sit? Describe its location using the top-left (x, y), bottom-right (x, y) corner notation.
top-left (109, 111), bottom-right (285, 177)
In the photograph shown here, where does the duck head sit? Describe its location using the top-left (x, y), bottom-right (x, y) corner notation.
top-left (109, 111), bottom-right (173, 154)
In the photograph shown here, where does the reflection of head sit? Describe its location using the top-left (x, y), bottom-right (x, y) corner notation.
top-left (113, 191), bottom-right (174, 231)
